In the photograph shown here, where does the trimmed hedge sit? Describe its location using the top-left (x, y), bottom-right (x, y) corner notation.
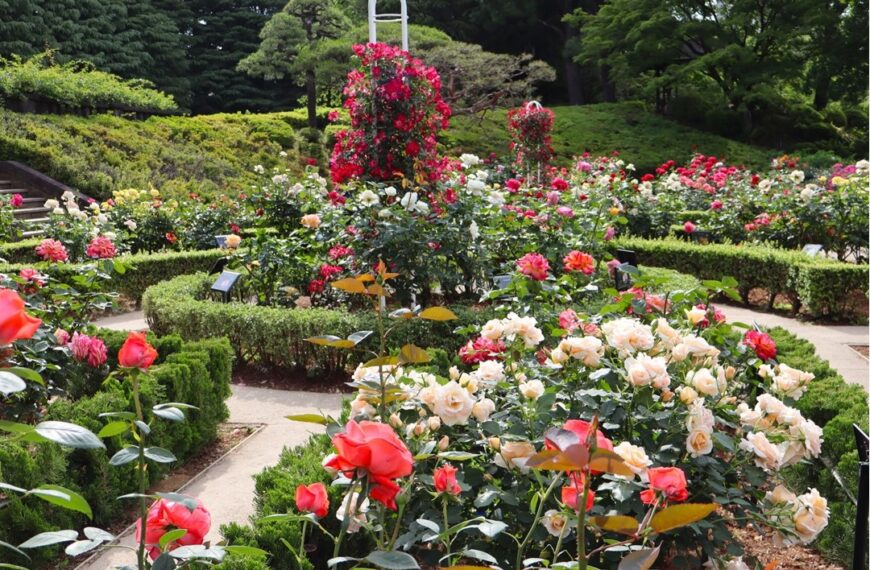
top-left (0, 238), bottom-right (42, 264)
top-left (772, 327), bottom-right (869, 566)
top-left (612, 237), bottom-right (869, 320)
top-left (0, 248), bottom-right (226, 301)
top-left (0, 332), bottom-right (232, 565)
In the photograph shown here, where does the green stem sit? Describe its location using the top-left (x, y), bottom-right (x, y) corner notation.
top-left (553, 516), bottom-right (568, 563)
top-left (577, 476), bottom-right (590, 570)
top-left (131, 371), bottom-right (148, 570)
top-left (332, 491), bottom-right (353, 559)
top-left (442, 496), bottom-right (451, 564)
top-left (299, 520), bottom-right (308, 565)
top-left (515, 476), bottom-right (561, 570)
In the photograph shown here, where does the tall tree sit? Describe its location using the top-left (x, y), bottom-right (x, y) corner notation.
top-left (239, 0), bottom-right (349, 128)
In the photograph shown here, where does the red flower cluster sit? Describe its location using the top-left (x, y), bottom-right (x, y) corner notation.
top-left (459, 336), bottom-right (506, 365)
top-left (35, 239), bottom-right (68, 263)
top-left (319, 264), bottom-right (343, 280)
top-left (516, 252), bottom-right (550, 280)
top-left (330, 43), bottom-right (451, 184)
top-left (743, 330), bottom-right (777, 361)
top-left (86, 236), bottom-right (117, 259)
top-left (136, 498), bottom-right (211, 560)
top-left (507, 102), bottom-right (555, 176)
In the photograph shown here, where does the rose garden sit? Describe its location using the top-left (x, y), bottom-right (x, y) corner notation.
top-left (0, 5), bottom-right (868, 570)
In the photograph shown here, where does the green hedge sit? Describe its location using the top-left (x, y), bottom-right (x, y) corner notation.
top-left (0, 248), bottom-right (226, 301)
top-left (0, 332), bottom-right (232, 565)
top-left (612, 237), bottom-right (869, 320)
top-left (0, 238), bottom-right (42, 263)
top-left (772, 327), bottom-right (868, 566)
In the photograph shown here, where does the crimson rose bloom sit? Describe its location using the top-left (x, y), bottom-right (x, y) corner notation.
top-left (516, 252), bottom-right (550, 280)
top-left (295, 482), bottom-right (329, 518)
top-left (325, 420), bottom-right (414, 510)
top-left (118, 331), bottom-right (158, 370)
top-left (433, 464), bottom-right (461, 496)
top-left (458, 336), bottom-right (505, 365)
top-left (640, 467), bottom-right (689, 505)
top-left (563, 250), bottom-right (595, 275)
top-left (0, 289), bottom-right (41, 344)
top-left (136, 498), bottom-right (211, 560)
top-left (743, 330), bottom-right (777, 361)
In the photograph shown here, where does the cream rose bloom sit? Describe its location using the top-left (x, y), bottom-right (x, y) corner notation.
top-left (654, 318), bottom-right (682, 349)
top-left (673, 335), bottom-right (720, 363)
top-left (494, 441), bottom-right (536, 472)
top-left (685, 306), bottom-right (707, 326)
top-left (793, 488), bottom-right (829, 544)
top-left (612, 442), bottom-right (651, 476)
top-left (549, 347), bottom-right (569, 365)
top-left (431, 381), bottom-right (475, 426)
top-left (300, 213), bottom-right (321, 229)
top-left (686, 400), bottom-right (715, 432)
top-left (336, 492), bottom-right (369, 533)
top-left (765, 484), bottom-right (797, 505)
top-left (797, 419), bottom-right (823, 457)
top-left (542, 509), bottom-right (571, 537)
top-left (559, 336), bottom-right (604, 367)
top-left (624, 353), bottom-right (670, 388)
top-left (519, 380), bottom-right (545, 400)
top-left (502, 313), bottom-right (544, 347)
top-left (690, 368), bottom-right (719, 396)
top-left (480, 319), bottom-right (504, 341)
top-left (771, 364), bottom-right (814, 400)
top-left (350, 395), bottom-right (376, 418)
top-left (679, 386), bottom-right (699, 405)
top-left (472, 398), bottom-right (496, 422)
top-left (602, 318), bottom-right (654, 354)
top-left (687, 428), bottom-right (714, 457)
top-left (739, 431), bottom-right (784, 471)
top-left (475, 360), bottom-right (505, 385)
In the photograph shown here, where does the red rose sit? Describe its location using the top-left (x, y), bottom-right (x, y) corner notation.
top-left (552, 419), bottom-right (613, 452)
top-left (563, 251), bottom-right (595, 275)
top-left (324, 420), bottom-right (414, 510)
top-left (433, 464), bottom-right (461, 496)
top-left (136, 498), bottom-right (211, 560)
top-left (641, 467), bottom-right (689, 505)
top-left (0, 289), bottom-right (41, 345)
top-left (295, 482), bottom-right (329, 518)
top-left (683, 221), bottom-right (696, 234)
top-left (743, 330), bottom-right (777, 361)
top-left (561, 473), bottom-right (595, 512)
top-left (118, 331), bottom-right (158, 370)
top-left (516, 252), bottom-right (550, 280)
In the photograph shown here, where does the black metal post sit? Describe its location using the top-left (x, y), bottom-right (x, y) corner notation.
top-left (854, 424), bottom-right (869, 570)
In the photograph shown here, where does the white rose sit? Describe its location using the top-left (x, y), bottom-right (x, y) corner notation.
top-left (472, 398), bottom-right (495, 422)
top-left (493, 441), bottom-right (536, 472)
top-left (679, 386), bottom-right (698, 405)
top-left (384, 186), bottom-right (397, 197)
top-left (466, 178), bottom-right (486, 195)
top-left (502, 312), bottom-right (544, 347)
top-left (559, 336), bottom-right (604, 367)
top-left (400, 192), bottom-right (419, 210)
top-left (459, 153), bottom-right (481, 168)
top-left (739, 431), bottom-right (784, 471)
top-left (475, 360), bottom-right (505, 385)
top-left (542, 509), bottom-right (571, 537)
top-left (654, 318), bottom-right (682, 348)
top-left (519, 380), bottom-right (545, 400)
top-left (687, 428), bottom-right (714, 457)
top-left (601, 318), bottom-right (654, 354)
top-left (793, 488), bottom-right (829, 544)
top-left (469, 221), bottom-right (479, 240)
top-left (549, 347), bottom-right (569, 365)
top-left (350, 396), bottom-right (375, 418)
top-left (789, 170), bottom-right (806, 184)
top-left (690, 368), bottom-right (719, 396)
top-left (44, 199), bottom-right (60, 209)
top-left (480, 319), bottom-right (504, 340)
top-left (624, 353), bottom-right (670, 388)
top-left (765, 484), bottom-right (797, 505)
top-left (685, 306), bottom-right (707, 326)
top-left (124, 219), bottom-right (137, 230)
top-left (431, 381), bottom-right (475, 426)
top-left (612, 442), bottom-right (651, 477)
top-left (336, 492), bottom-right (369, 534)
top-left (686, 400), bottom-right (715, 431)
top-left (798, 419), bottom-right (823, 457)
top-left (358, 189), bottom-right (380, 207)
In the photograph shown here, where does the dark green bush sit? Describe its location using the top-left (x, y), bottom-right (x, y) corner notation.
top-left (772, 327), bottom-right (868, 566)
top-left (611, 237), bottom-right (869, 320)
top-left (0, 333), bottom-right (232, 564)
top-left (0, 238), bottom-right (42, 263)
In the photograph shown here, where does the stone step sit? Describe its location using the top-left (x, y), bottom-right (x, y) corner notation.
top-left (23, 217), bottom-right (49, 225)
top-left (0, 180), bottom-right (12, 186)
top-left (21, 229), bottom-right (45, 238)
top-left (0, 188), bottom-right (28, 194)
top-left (14, 207), bottom-right (50, 216)
top-left (20, 197), bottom-right (44, 205)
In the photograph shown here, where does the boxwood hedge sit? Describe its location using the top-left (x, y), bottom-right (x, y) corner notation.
top-left (612, 237), bottom-right (869, 320)
top-left (0, 331), bottom-right (232, 565)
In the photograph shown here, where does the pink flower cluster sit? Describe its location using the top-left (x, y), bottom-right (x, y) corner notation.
top-left (86, 236), bottom-right (117, 259)
top-left (35, 239), bottom-right (68, 263)
top-left (507, 103), bottom-right (555, 174)
top-left (516, 252), bottom-right (550, 280)
top-left (70, 332), bottom-right (108, 367)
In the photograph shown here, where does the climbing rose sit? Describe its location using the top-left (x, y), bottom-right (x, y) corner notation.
top-left (86, 236), bottom-right (117, 259)
top-left (325, 420), bottom-right (414, 510)
top-left (744, 330), bottom-right (777, 361)
top-left (433, 464), bottom-right (461, 496)
top-left (0, 289), bottom-right (41, 344)
top-left (640, 467), bottom-right (689, 505)
top-left (35, 239), bottom-right (68, 263)
top-left (118, 331), bottom-right (158, 370)
top-left (136, 498), bottom-right (211, 560)
top-left (70, 333), bottom-right (108, 367)
top-left (295, 483), bottom-right (330, 518)
top-left (563, 251), bottom-right (595, 275)
top-left (516, 253), bottom-right (550, 280)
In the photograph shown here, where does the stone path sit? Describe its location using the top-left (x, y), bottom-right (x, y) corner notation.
top-left (76, 385), bottom-right (344, 569)
top-left (719, 305), bottom-right (868, 389)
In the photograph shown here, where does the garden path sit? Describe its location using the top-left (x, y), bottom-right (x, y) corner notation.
top-left (75, 384), bottom-right (344, 569)
top-left (718, 305), bottom-right (868, 390)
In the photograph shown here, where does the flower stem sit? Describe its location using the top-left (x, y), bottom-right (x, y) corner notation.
top-left (442, 496), bottom-right (452, 564)
top-left (515, 476), bottom-right (561, 570)
top-left (299, 520), bottom-right (308, 565)
top-left (577, 476), bottom-right (590, 570)
top-left (131, 371), bottom-right (148, 570)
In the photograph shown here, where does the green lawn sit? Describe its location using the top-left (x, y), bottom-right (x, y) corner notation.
top-left (444, 101), bottom-right (774, 172)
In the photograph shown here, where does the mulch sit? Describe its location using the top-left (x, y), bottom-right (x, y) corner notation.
top-left (731, 523), bottom-right (845, 569)
top-left (232, 362), bottom-right (354, 393)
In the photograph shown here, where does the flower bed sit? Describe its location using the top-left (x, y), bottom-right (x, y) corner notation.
top-left (612, 237), bottom-right (869, 321)
top-left (0, 330), bottom-right (232, 565)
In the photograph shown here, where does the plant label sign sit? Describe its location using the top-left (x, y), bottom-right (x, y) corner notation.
top-left (802, 244), bottom-right (823, 257)
top-left (211, 271), bottom-right (240, 295)
top-left (615, 249), bottom-right (638, 291)
top-left (215, 235), bottom-right (229, 248)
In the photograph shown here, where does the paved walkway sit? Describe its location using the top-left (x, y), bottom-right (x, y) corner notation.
top-left (76, 386), bottom-right (344, 569)
top-left (719, 305), bottom-right (868, 389)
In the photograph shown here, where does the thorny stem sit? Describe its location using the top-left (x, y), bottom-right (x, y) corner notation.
top-left (515, 476), bottom-right (561, 570)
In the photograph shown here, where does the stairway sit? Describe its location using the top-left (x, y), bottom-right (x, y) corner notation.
top-left (0, 161), bottom-right (91, 240)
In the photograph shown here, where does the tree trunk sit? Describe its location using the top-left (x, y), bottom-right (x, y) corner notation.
top-left (563, 12), bottom-right (585, 104)
top-left (600, 64), bottom-right (616, 102)
top-left (813, 74), bottom-right (831, 110)
top-left (306, 69), bottom-right (317, 129)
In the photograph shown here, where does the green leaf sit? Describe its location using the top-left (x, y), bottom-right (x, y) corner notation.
top-left (155, 492), bottom-right (199, 511)
top-left (151, 553), bottom-right (177, 570)
top-left (361, 356), bottom-right (401, 368)
top-left (437, 451), bottom-right (478, 461)
top-left (348, 330), bottom-right (374, 345)
top-left (144, 447), bottom-right (177, 464)
top-left (330, 277), bottom-right (367, 294)
top-left (305, 335), bottom-right (344, 346)
top-left (399, 344), bottom-right (431, 364)
top-left (19, 530), bottom-right (78, 549)
top-left (0, 420), bottom-right (34, 434)
top-left (476, 520), bottom-right (507, 538)
top-left (0, 539), bottom-right (29, 560)
top-left (5, 367), bottom-right (43, 385)
top-left (460, 549), bottom-right (497, 564)
top-left (223, 545), bottom-right (269, 558)
top-left (0, 482), bottom-right (26, 494)
top-left (650, 503), bottom-right (718, 533)
top-left (286, 414), bottom-right (328, 425)
top-left (617, 545), bottom-right (660, 570)
top-left (159, 529), bottom-right (188, 549)
top-left (152, 407), bottom-right (185, 422)
top-left (98, 421), bottom-right (129, 438)
top-left (364, 550), bottom-right (420, 569)
top-left (65, 539), bottom-right (101, 556)
top-left (33, 421), bottom-right (105, 449)
top-left (98, 411), bottom-right (136, 421)
top-left (31, 485), bottom-right (93, 519)
top-left (83, 528), bottom-right (114, 542)
top-left (109, 446), bottom-right (139, 466)
top-left (588, 449), bottom-right (635, 478)
top-left (0, 371), bottom-right (26, 396)
top-left (169, 545), bottom-right (225, 561)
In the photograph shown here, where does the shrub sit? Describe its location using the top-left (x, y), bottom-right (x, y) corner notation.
top-left (0, 332), bottom-right (232, 564)
top-left (611, 237), bottom-right (869, 320)
top-left (772, 327), bottom-right (868, 566)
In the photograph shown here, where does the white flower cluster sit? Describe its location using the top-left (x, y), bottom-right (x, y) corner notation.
top-left (759, 363), bottom-right (815, 400)
top-left (550, 336), bottom-right (604, 368)
top-left (601, 318), bottom-right (654, 355)
top-left (764, 485), bottom-right (829, 545)
top-left (480, 313), bottom-right (544, 348)
top-left (737, 394), bottom-right (822, 471)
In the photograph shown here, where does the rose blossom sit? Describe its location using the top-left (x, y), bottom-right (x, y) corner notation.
top-left (474, 360), bottom-right (505, 385)
top-left (601, 318), bottom-right (654, 354)
top-left (494, 441), bottom-right (536, 472)
top-left (300, 214), bottom-right (321, 229)
top-left (561, 473), bottom-right (595, 512)
top-left (86, 236), bottom-right (117, 259)
top-left (640, 467), bottom-right (689, 505)
top-left (542, 509), bottom-right (571, 537)
top-left (686, 429), bottom-right (714, 457)
top-left (552, 419), bottom-right (613, 452)
top-left (624, 353), bottom-right (670, 389)
top-left (519, 380), bottom-right (545, 400)
top-left (743, 330), bottom-right (777, 361)
top-left (335, 491), bottom-right (369, 533)
top-left (35, 239), bottom-right (68, 263)
top-left (562, 250), bottom-right (595, 275)
top-left (118, 331), bottom-right (158, 369)
top-left (792, 488), bottom-right (829, 544)
top-left (739, 431), bottom-right (784, 471)
top-left (558, 336), bottom-right (604, 367)
top-left (430, 381), bottom-right (475, 426)
top-left (136, 498), bottom-right (211, 560)
top-left (612, 442), bottom-right (651, 476)
top-left (433, 464), bottom-right (461, 496)
top-left (70, 333), bottom-right (108, 367)
top-left (516, 252), bottom-right (550, 280)
top-left (558, 309), bottom-right (579, 333)
top-left (295, 482), bottom-right (329, 518)
top-left (471, 398), bottom-right (495, 422)
top-left (0, 289), bottom-right (41, 345)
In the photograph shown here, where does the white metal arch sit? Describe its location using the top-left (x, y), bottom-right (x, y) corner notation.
top-left (368, 0), bottom-right (409, 51)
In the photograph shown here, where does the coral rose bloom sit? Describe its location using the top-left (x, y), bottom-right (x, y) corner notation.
top-left (325, 420), bottom-right (414, 510)
top-left (433, 464), bottom-right (461, 496)
top-left (118, 331), bottom-right (159, 369)
top-left (295, 482), bottom-right (330, 518)
top-left (551, 419), bottom-right (613, 452)
top-left (0, 289), bottom-right (41, 345)
top-left (640, 467), bottom-right (689, 505)
top-left (136, 498), bottom-right (211, 560)
top-left (562, 250), bottom-right (595, 275)
top-left (516, 252), bottom-right (550, 280)
top-left (743, 330), bottom-right (777, 361)
top-left (35, 239), bottom-right (68, 263)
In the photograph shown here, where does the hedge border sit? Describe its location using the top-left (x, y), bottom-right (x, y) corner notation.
top-left (611, 237), bottom-right (869, 320)
top-left (0, 331), bottom-right (233, 564)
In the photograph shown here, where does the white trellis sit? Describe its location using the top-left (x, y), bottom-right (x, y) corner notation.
top-left (368, 0), bottom-right (409, 50)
